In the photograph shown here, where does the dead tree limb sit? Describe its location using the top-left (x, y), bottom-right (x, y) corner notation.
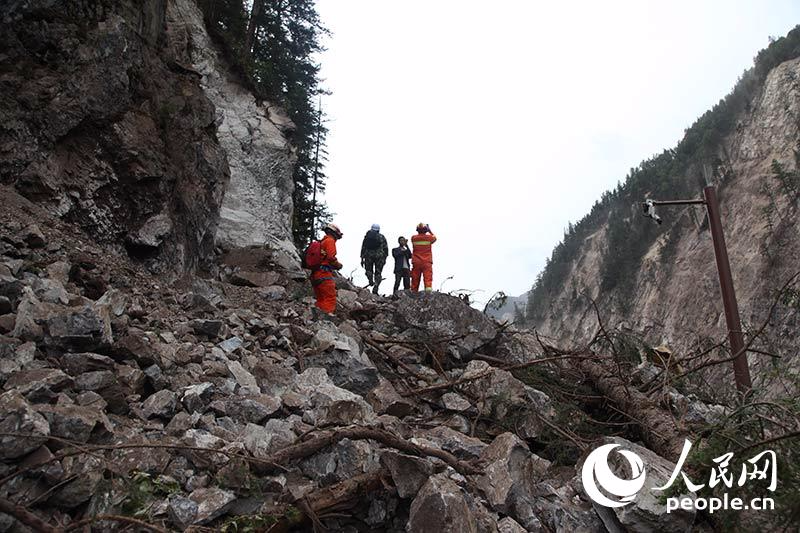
top-left (63, 515), bottom-right (169, 532)
top-left (579, 358), bottom-right (688, 458)
top-left (306, 469), bottom-right (385, 512)
top-left (364, 338), bottom-right (431, 383)
top-left (672, 271), bottom-right (800, 386)
top-left (736, 430), bottom-right (800, 455)
top-left (267, 426), bottom-right (480, 476)
top-left (401, 354), bottom-right (599, 397)
top-left (0, 434), bottom-right (288, 488)
top-left (0, 497), bottom-right (57, 533)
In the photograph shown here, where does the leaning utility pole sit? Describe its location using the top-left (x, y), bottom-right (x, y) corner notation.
top-left (643, 186), bottom-right (752, 394)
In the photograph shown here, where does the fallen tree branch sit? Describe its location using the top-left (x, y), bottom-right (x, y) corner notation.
top-left (63, 515), bottom-right (169, 532)
top-left (673, 271), bottom-right (800, 385)
top-left (401, 354), bottom-right (599, 397)
top-left (0, 497), bottom-right (57, 533)
top-left (364, 338), bottom-right (431, 383)
top-left (578, 357), bottom-right (688, 458)
top-left (735, 430), bottom-right (800, 455)
top-left (0, 433), bottom-right (288, 488)
top-left (267, 426), bottom-right (480, 476)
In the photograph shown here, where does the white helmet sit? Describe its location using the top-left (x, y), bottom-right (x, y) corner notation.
top-left (323, 223), bottom-right (343, 239)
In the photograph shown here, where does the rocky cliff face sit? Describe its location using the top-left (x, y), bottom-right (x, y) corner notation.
top-left (532, 57), bottom-right (800, 386)
top-left (0, 0), bottom-right (298, 275)
top-left (167, 0), bottom-right (299, 264)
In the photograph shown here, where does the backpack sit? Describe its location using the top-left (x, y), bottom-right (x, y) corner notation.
top-left (364, 230), bottom-right (381, 251)
top-left (302, 240), bottom-right (323, 269)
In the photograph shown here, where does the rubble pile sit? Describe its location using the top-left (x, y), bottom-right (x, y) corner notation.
top-left (0, 190), bottom-right (709, 532)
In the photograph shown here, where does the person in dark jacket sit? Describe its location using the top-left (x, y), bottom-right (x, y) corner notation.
top-left (392, 236), bottom-right (412, 293)
top-left (360, 223), bottom-right (388, 294)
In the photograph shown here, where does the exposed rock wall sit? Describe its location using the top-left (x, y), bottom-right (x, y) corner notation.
top-left (0, 0), bottom-right (299, 274)
top-left (533, 58), bottom-right (800, 381)
top-left (167, 0), bottom-right (299, 265)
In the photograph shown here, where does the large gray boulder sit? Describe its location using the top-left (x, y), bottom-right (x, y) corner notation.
top-left (393, 293), bottom-right (499, 362)
top-left (283, 367), bottom-right (375, 426)
top-left (304, 325), bottom-right (380, 396)
top-left (0, 390), bottom-right (50, 459)
top-left (407, 473), bottom-right (478, 533)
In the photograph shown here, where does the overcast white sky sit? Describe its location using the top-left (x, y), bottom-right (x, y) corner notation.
top-left (314, 1), bottom-right (798, 305)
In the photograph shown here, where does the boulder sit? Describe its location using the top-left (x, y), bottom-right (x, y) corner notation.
top-left (304, 325), bottom-right (379, 395)
top-left (441, 392), bottom-right (472, 412)
top-left (32, 278), bottom-right (70, 305)
top-left (189, 487), bottom-right (236, 525)
top-left (181, 382), bottom-right (215, 413)
top-left (476, 433), bottom-right (549, 513)
top-left (226, 395), bottom-right (281, 424)
top-left (407, 473), bottom-right (478, 533)
top-left (11, 287), bottom-right (46, 340)
top-left (0, 313), bottom-right (14, 334)
top-left (45, 302), bottom-right (113, 351)
top-left (229, 270), bottom-right (280, 288)
top-left (61, 352), bottom-right (115, 376)
top-left (284, 368), bottom-right (375, 426)
top-left (126, 213), bottom-right (172, 249)
top-left (36, 403), bottom-right (111, 442)
top-left (0, 296), bottom-right (12, 315)
top-left (168, 494), bottom-right (198, 529)
top-left (20, 224), bottom-right (46, 248)
top-left (111, 333), bottom-right (160, 366)
top-left (301, 438), bottom-right (380, 487)
top-left (0, 390), bottom-right (50, 459)
top-left (191, 319), bottom-right (225, 338)
top-left (142, 390), bottom-right (179, 419)
top-left (4, 368), bottom-right (72, 395)
top-left (251, 360), bottom-right (297, 396)
top-left (420, 426), bottom-right (487, 459)
top-left (226, 360), bottom-right (258, 390)
top-left (393, 293), bottom-right (498, 360)
top-left (243, 419), bottom-right (296, 458)
top-left (49, 456), bottom-right (104, 508)
top-left (497, 517), bottom-right (527, 533)
top-left (380, 450), bottom-right (434, 498)
top-left (217, 336), bottom-right (243, 354)
top-left (75, 370), bottom-right (116, 391)
top-left (259, 285), bottom-right (286, 300)
top-left (366, 377), bottom-right (414, 417)
top-left (180, 429), bottom-right (229, 469)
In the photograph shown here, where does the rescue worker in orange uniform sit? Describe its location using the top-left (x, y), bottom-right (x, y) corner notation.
top-left (312, 223), bottom-right (343, 313)
top-left (410, 223), bottom-right (436, 292)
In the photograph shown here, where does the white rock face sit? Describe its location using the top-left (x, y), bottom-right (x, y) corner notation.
top-left (167, 0), bottom-right (299, 266)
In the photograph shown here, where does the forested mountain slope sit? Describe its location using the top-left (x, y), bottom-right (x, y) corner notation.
top-left (526, 29), bottom-right (800, 391)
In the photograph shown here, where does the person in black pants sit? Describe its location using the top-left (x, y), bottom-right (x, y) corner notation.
top-left (392, 236), bottom-right (412, 293)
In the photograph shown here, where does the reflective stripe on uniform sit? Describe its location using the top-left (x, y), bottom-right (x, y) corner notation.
top-left (413, 241), bottom-right (431, 246)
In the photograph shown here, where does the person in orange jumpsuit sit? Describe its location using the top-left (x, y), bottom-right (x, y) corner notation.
top-left (411, 223), bottom-right (437, 292)
top-left (312, 223), bottom-right (343, 314)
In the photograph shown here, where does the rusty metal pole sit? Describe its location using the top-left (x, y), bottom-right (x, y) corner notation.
top-left (703, 185), bottom-right (752, 393)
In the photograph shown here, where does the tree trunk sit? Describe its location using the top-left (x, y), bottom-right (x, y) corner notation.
top-left (244, 0), bottom-right (264, 57)
top-left (579, 357), bottom-right (690, 459)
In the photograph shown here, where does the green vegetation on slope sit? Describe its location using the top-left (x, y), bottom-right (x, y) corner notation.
top-left (526, 26), bottom-right (800, 323)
